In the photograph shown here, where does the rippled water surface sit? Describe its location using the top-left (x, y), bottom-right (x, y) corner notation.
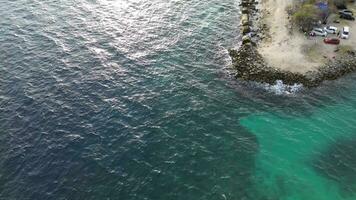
top-left (1, 0), bottom-right (356, 199)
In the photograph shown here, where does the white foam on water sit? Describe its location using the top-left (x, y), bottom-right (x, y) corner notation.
top-left (262, 80), bottom-right (304, 95)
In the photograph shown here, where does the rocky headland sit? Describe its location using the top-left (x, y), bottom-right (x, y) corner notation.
top-left (230, 0), bottom-right (356, 87)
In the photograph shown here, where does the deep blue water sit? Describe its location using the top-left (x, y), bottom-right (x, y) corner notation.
top-left (1, 0), bottom-right (356, 199)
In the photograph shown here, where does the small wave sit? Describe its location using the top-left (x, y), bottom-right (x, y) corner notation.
top-left (261, 80), bottom-right (303, 95)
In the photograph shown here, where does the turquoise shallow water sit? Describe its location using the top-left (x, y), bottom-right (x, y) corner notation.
top-left (1, 0), bottom-right (356, 199)
top-left (241, 97), bottom-right (356, 200)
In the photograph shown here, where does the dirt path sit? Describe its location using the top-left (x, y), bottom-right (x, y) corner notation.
top-left (258, 0), bottom-right (320, 73)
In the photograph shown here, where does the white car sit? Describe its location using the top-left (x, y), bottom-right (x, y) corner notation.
top-left (340, 26), bottom-right (350, 39)
top-left (339, 9), bottom-right (353, 16)
top-left (311, 28), bottom-right (327, 37)
top-left (324, 26), bottom-right (338, 34)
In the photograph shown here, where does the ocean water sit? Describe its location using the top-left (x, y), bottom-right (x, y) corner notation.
top-left (1, 0), bottom-right (356, 199)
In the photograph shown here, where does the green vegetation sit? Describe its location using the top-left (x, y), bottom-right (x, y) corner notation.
top-left (337, 45), bottom-right (354, 55)
top-left (291, 3), bottom-right (321, 32)
top-left (333, 0), bottom-right (351, 8)
top-left (288, 0), bottom-right (352, 32)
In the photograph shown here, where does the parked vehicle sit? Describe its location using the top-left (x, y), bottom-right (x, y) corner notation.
top-left (324, 26), bottom-right (338, 34)
top-left (323, 37), bottom-right (340, 45)
top-left (340, 13), bottom-right (355, 20)
top-left (340, 26), bottom-right (350, 39)
top-left (339, 9), bottom-right (353, 16)
top-left (310, 28), bottom-right (327, 37)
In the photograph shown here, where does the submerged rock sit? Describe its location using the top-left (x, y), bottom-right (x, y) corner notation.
top-left (313, 137), bottom-right (356, 194)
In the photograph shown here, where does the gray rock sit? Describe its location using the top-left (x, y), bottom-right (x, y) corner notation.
top-left (242, 8), bottom-right (249, 14)
top-left (241, 25), bottom-right (250, 34)
top-left (241, 14), bottom-right (249, 26)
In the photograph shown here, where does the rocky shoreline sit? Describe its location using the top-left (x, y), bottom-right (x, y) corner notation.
top-left (230, 0), bottom-right (356, 87)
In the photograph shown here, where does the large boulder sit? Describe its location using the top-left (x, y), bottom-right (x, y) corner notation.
top-left (242, 35), bottom-right (252, 44)
top-left (242, 8), bottom-right (249, 14)
top-left (241, 14), bottom-right (249, 26)
top-left (241, 25), bottom-right (250, 34)
top-left (240, 0), bottom-right (250, 7)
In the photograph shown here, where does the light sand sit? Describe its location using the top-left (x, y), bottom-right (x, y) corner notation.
top-left (258, 0), bottom-right (321, 73)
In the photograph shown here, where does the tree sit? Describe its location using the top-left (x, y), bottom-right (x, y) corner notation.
top-left (292, 4), bottom-right (321, 32)
top-left (333, 0), bottom-right (347, 9)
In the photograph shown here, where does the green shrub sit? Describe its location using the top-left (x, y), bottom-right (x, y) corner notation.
top-left (292, 3), bottom-right (321, 32)
top-left (333, 0), bottom-right (347, 7)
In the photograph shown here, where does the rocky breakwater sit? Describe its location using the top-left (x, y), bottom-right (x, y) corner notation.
top-left (229, 0), bottom-right (356, 87)
top-left (229, 45), bottom-right (311, 86)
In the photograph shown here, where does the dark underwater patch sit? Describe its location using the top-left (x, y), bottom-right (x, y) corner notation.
top-left (312, 137), bottom-right (356, 195)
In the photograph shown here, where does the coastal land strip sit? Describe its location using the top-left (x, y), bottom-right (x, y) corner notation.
top-left (229, 0), bottom-right (356, 87)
